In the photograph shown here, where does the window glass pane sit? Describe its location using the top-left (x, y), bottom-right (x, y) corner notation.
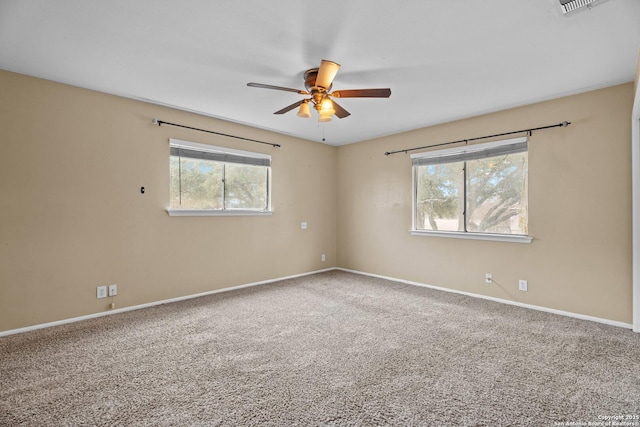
top-left (466, 152), bottom-right (528, 235)
top-left (170, 156), bottom-right (181, 208)
top-left (224, 163), bottom-right (268, 210)
top-left (415, 162), bottom-right (464, 231)
top-left (170, 156), bottom-right (223, 209)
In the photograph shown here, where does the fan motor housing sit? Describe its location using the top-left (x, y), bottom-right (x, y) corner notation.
top-left (304, 68), bottom-right (332, 92)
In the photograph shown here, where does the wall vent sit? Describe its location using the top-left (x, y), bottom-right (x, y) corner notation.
top-left (559, 0), bottom-right (599, 13)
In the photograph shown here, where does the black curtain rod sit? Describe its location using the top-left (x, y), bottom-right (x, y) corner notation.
top-left (152, 118), bottom-right (281, 148)
top-left (384, 121), bottom-right (571, 156)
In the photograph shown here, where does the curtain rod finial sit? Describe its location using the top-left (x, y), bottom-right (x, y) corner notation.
top-left (561, 121), bottom-right (570, 127)
top-left (152, 118), bottom-right (159, 126)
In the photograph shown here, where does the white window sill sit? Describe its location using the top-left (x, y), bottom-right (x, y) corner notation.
top-left (410, 229), bottom-right (532, 243)
top-left (167, 209), bottom-right (273, 217)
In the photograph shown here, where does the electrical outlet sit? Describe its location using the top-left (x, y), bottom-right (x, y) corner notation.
top-left (97, 286), bottom-right (107, 299)
top-left (485, 273), bottom-right (492, 284)
top-left (301, 222), bottom-right (308, 230)
top-left (108, 284), bottom-right (117, 297)
top-left (519, 280), bottom-right (528, 292)
top-left (321, 254), bottom-right (326, 262)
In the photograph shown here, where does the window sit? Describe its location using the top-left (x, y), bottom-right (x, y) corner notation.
top-left (411, 137), bottom-right (530, 242)
top-left (168, 139), bottom-right (272, 216)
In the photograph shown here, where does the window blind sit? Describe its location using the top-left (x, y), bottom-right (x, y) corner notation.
top-left (169, 139), bottom-right (271, 167)
top-left (411, 137), bottom-right (528, 166)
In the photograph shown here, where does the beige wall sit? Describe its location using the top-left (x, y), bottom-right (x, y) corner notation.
top-left (0, 70), bottom-right (337, 331)
top-left (635, 50), bottom-right (640, 96)
top-left (0, 70), bottom-right (634, 332)
top-left (337, 83), bottom-right (634, 323)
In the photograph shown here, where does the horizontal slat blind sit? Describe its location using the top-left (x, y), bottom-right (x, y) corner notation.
top-left (169, 139), bottom-right (271, 167)
top-left (170, 147), bottom-right (270, 167)
top-left (411, 137), bottom-right (527, 166)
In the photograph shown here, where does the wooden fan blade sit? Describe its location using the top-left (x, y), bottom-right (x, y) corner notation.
top-left (331, 100), bottom-right (351, 119)
top-left (247, 82), bottom-right (308, 95)
top-left (331, 88), bottom-right (391, 98)
top-left (274, 100), bottom-right (304, 115)
top-left (315, 60), bottom-right (341, 90)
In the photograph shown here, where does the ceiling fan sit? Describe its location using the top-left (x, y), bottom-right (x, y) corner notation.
top-left (247, 60), bottom-right (391, 122)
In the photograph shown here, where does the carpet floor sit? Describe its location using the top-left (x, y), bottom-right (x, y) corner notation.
top-left (1, 270), bottom-right (640, 426)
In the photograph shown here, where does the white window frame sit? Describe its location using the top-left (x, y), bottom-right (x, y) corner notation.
top-left (167, 139), bottom-right (273, 217)
top-left (410, 137), bottom-right (532, 243)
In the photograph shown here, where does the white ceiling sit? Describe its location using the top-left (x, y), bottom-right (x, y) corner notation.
top-left (1, 0), bottom-right (639, 146)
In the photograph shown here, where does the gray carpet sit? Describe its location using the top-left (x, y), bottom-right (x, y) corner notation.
top-left (1, 270), bottom-right (639, 426)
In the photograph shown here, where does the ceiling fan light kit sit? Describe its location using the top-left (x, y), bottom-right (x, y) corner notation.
top-left (247, 59), bottom-right (391, 123)
top-left (296, 100), bottom-right (311, 118)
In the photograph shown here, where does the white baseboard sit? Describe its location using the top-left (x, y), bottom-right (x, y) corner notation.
top-left (337, 268), bottom-right (633, 330)
top-left (2, 266), bottom-right (631, 337)
top-left (0, 268), bottom-right (336, 337)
